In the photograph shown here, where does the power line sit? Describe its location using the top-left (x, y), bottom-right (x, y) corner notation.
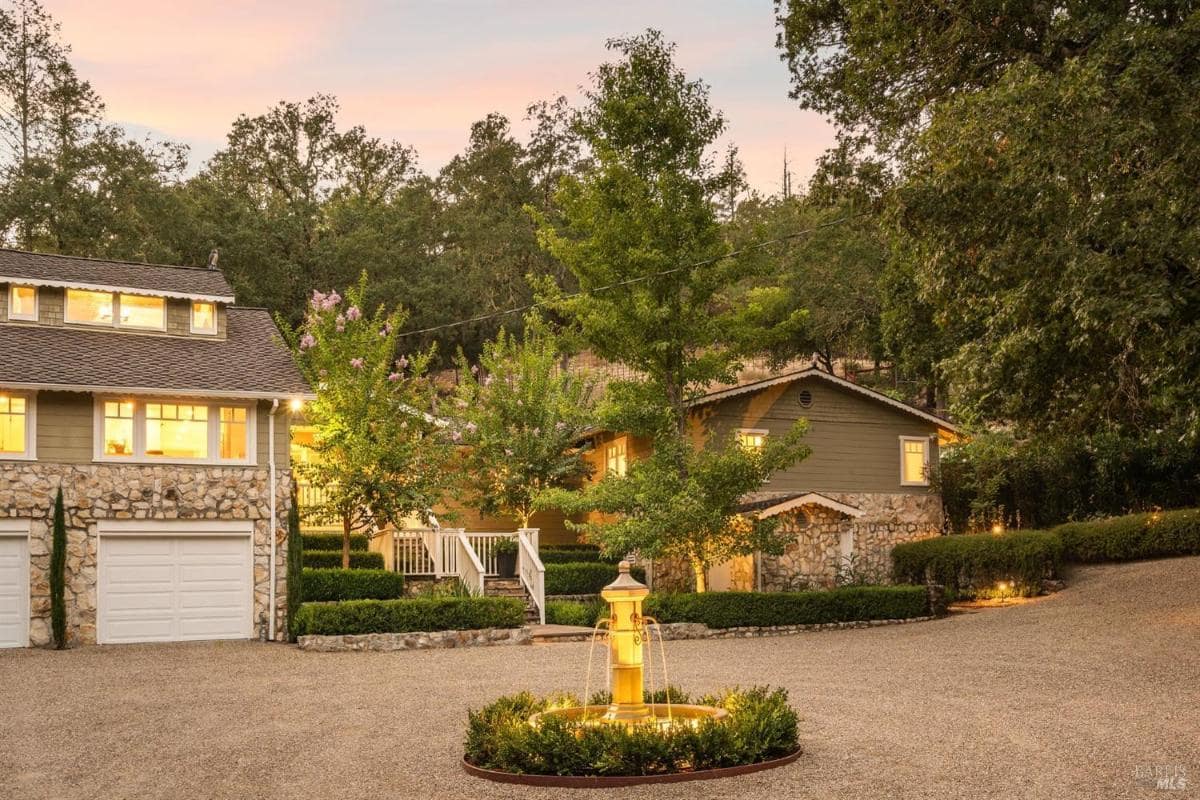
top-left (397, 213), bottom-right (865, 338)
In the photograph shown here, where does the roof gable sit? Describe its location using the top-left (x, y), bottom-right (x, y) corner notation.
top-left (0, 249), bottom-right (235, 303)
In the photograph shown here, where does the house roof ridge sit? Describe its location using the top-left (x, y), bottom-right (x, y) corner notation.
top-left (0, 247), bottom-right (218, 274)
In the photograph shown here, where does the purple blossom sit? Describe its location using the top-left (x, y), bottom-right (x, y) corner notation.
top-left (387, 372), bottom-right (401, 382)
top-left (324, 291), bottom-right (342, 309)
top-left (451, 430), bottom-right (463, 443)
top-left (346, 305), bottom-right (362, 321)
top-left (483, 375), bottom-right (494, 387)
top-left (379, 323), bottom-right (392, 337)
top-left (396, 356), bottom-right (409, 369)
top-left (310, 290), bottom-right (326, 310)
top-left (335, 314), bottom-right (346, 333)
top-left (464, 422), bottom-right (478, 434)
top-left (350, 357), bottom-right (364, 369)
top-left (299, 333), bottom-right (316, 350)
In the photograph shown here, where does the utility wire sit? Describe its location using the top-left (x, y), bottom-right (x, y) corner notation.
top-left (397, 213), bottom-right (864, 338)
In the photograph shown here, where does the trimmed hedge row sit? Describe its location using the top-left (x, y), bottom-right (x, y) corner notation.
top-left (891, 530), bottom-right (1062, 598)
top-left (291, 596), bottom-right (526, 636)
top-left (1054, 509), bottom-right (1200, 563)
top-left (545, 562), bottom-right (646, 596)
top-left (301, 533), bottom-right (370, 551)
top-left (644, 586), bottom-right (929, 628)
top-left (302, 550), bottom-right (385, 570)
top-left (537, 547), bottom-right (620, 565)
top-left (301, 569), bottom-right (404, 602)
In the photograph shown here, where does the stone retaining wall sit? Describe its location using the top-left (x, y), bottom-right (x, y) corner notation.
top-left (297, 626), bottom-right (531, 652)
top-left (1, 462), bottom-right (292, 646)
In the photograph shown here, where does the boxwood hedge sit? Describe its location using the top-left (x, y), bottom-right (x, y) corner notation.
top-left (1054, 509), bottom-right (1200, 563)
top-left (301, 533), bottom-right (369, 552)
top-left (891, 530), bottom-right (1062, 598)
top-left (301, 568), bottom-right (404, 602)
top-left (545, 562), bottom-right (646, 596)
top-left (291, 596), bottom-right (525, 636)
top-left (302, 549), bottom-right (385, 570)
top-left (644, 585), bottom-right (929, 628)
top-left (537, 547), bottom-right (621, 565)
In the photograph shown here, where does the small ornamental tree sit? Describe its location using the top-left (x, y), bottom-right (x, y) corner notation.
top-left (451, 318), bottom-right (596, 528)
top-left (284, 274), bottom-right (453, 568)
top-left (286, 486), bottom-right (303, 641)
top-left (49, 487), bottom-right (66, 649)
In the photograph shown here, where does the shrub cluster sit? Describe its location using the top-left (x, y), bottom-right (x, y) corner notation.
top-left (644, 586), bottom-right (929, 628)
top-left (291, 596), bottom-right (525, 636)
top-left (464, 687), bottom-right (799, 777)
top-left (545, 599), bottom-right (607, 627)
top-left (1054, 509), bottom-right (1200, 563)
top-left (302, 550), bottom-right (385, 570)
top-left (538, 547), bottom-right (620, 565)
top-left (301, 569), bottom-right (405, 602)
top-left (301, 533), bottom-right (369, 551)
top-left (891, 530), bottom-right (1062, 598)
top-left (545, 562), bottom-right (646, 596)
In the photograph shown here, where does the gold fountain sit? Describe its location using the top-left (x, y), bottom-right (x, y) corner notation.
top-left (529, 561), bottom-right (727, 728)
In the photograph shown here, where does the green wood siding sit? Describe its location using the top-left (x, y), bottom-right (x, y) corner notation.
top-left (695, 377), bottom-right (941, 495)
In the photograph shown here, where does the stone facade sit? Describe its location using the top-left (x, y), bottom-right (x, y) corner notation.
top-left (649, 492), bottom-right (943, 592)
top-left (1, 461), bottom-right (292, 646)
top-left (297, 627), bottom-right (531, 652)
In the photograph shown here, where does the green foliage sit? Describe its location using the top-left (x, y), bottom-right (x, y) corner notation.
top-left (1055, 509), bottom-right (1200, 564)
top-left (286, 490), bottom-right (303, 641)
top-left (939, 431), bottom-right (1200, 533)
top-left (645, 586), bottom-right (929, 628)
top-left (301, 550), bottom-right (385, 570)
top-left (300, 533), bottom-right (369, 552)
top-left (49, 487), bottom-right (66, 649)
top-left (464, 686), bottom-right (799, 776)
top-left (291, 596), bottom-right (525, 636)
top-left (538, 546), bottom-right (619, 565)
top-left (891, 531), bottom-right (1063, 599)
top-left (545, 599), bottom-right (607, 627)
top-left (300, 569), bottom-right (405, 602)
top-left (491, 537), bottom-right (519, 557)
top-left (408, 578), bottom-right (472, 598)
top-left (544, 562), bottom-right (645, 596)
top-left (452, 318), bottom-right (596, 527)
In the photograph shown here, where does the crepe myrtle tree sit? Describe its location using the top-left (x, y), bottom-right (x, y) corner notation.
top-left (451, 317), bottom-right (596, 528)
top-left (284, 273), bottom-right (453, 568)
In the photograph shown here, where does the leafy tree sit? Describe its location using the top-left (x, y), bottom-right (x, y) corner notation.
top-left (451, 317), bottom-right (596, 527)
top-left (285, 275), bottom-right (453, 567)
top-left (535, 31), bottom-right (810, 590)
top-left (49, 485), bottom-right (65, 648)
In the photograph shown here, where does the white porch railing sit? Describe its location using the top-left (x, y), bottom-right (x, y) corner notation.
top-left (456, 531), bottom-right (486, 596)
top-left (517, 528), bottom-right (545, 624)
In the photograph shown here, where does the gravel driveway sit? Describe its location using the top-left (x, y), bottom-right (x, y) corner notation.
top-left (2, 557), bottom-right (1197, 800)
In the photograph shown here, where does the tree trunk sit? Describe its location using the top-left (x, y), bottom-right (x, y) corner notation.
top-left (341, 514), bottom-right (352, 569)
top-left (692, 559), bottom-right (707, 593)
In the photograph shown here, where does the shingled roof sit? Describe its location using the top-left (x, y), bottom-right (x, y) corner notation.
top-left (0, 249), bottom-right (235, 302)
top-left (0, 307), bottom-right (310, 398)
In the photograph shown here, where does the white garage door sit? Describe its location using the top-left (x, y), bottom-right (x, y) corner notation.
top-left (0, 528), bottom-right (29, 648)
top-left (98, 528), bottom-right (253, 644)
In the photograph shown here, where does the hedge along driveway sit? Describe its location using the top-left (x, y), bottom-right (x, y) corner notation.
top-left (291, 596), bottom-right (526, 636)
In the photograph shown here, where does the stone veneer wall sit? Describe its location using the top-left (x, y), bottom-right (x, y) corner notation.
top-left (650, 492), bottom-right (943, 592)
top-left (0, 462), bottom-right (291, 646)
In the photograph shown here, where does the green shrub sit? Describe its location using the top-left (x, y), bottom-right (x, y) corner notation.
top-left (545, 562), bottom-right (645, 595)
top-left (645, 586), bottom-right (929, 628)
top-left (302, 549), bottom-right (384, 570)
top-left (292, 596), bottom-right (525, 636)
top-left (538, 547), bottom-right (621, 564)
top-left (464, 686), bottom-right (799, 776)
top-left (545, 599), bottom-right (607, 627)
top-left (50, 488), bottom-right (66, 649)
top-left (1054, 509), bottom-right (1200, 563)
top-left (301, 532), bottom-right (369, 551)
top-left (301, 569), bottom-right (405, 602)
top-left (891, 530), bottom-right (1062, 598)
top-left (286, 490), bottom-right (304, 641)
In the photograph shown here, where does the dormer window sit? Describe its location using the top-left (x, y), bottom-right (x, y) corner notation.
top-left (65, 289), bottom-right (113, 325)
top-left (7, 285), bottom-right (37, 321)
top-left (119, 294), bottom-right (165, 329)
top-left (191, 301), bottom-right (216, 334)
top-left (65, 289), bottom-right (164, 330)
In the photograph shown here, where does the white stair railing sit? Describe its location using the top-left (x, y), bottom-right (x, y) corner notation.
top-left (517, 528), bottom-right (545, 625)
top-left (455, 531), bottom-right (486, 596)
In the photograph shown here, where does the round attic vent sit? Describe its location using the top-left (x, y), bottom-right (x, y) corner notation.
top-left (798, 389), bottom-right (814, 408)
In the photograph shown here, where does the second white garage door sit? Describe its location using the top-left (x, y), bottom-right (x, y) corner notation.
top-left (98, 527), bottom-right (253, 644)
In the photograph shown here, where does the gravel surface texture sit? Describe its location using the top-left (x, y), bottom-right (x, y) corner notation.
top-left (2, 557), bottom-right (1197, 800)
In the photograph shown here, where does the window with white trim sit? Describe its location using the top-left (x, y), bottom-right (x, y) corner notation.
top-left (65, 289), bottom-right (164, 330)
top-left (0, 394), bottom-right (33, 457)
top-left (95, 398), bottom-right (254, 464)
top-left (605, 439), bottom-right (627, 477)
top-left (191, 301), bottom-right (216, 334)
top-left (7, 285), bottom-right (37, 321)
top-left (900, 436), bottom-right (930, 486)
top-left (737, 428), bottom-right (768, 452)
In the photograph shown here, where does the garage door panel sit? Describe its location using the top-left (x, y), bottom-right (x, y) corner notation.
top-left (106, 617), bottom-right (175, 643)
top-left (0, 536), bottom-right (28, 648)
top-left (107, 564), bottom-right (174, 585)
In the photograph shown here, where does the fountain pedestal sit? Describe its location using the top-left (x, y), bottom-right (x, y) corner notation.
top-left (601, 561), bottom-right (651, 722)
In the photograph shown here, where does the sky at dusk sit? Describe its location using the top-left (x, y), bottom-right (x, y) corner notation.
top-left (48, 1), bottom-right (837, 195)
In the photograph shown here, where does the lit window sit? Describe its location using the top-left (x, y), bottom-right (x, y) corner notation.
top-left (219, 407), bottom-right (247, 460)
top-left (8, 285), bottom-right (37, 321)
top-left (145, 403), bottom-right (208, 459)
top-left (0, 395), bottom-right (27, 454)
top-left (103, 401), bottom-right (135, 456)
top-left (605, 440), bottom-right (627, 477)
top-left (118, 294), bottom-right (164, 329)
top-left (191, 301), bottom-right (216, 334)
top-left (737, 429), bottom-right (767, 452)
top-left (65, 289), bottom-right (114, 325)
top-left (900, 437), bottom-right (930, 485)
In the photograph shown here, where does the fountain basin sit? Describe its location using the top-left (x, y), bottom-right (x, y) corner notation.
top-left (528, 702), bottom-right (728, 729)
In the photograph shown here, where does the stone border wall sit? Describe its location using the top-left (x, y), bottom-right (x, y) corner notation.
top-left (297, 626), bottom-right (531, 652)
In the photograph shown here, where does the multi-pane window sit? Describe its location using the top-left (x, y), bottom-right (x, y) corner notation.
top-left (191, 301), bottom-right (216, 334)
top-left (219, 407), bottom-right (247, 460)
top-left (737, 429), bottom-right (767, 452)
top-left (65, 289), bottom-right (115, 325)
top-left (145, 403), bottom-right (209, 459)
top-left (65, 289), bottom-right (164, 329)
top-left (0, 395), bottom-right (27, 454)
top-left (900, 437), bottom-right (930, 485)
top-left (102, 401), bottom-right (135, 456)
top-left (605, 440), bottom-right (628, 477)
top-left (118, 294), bottom-right (164, 329)
top-left (8, 285), bottom-right (36, 320)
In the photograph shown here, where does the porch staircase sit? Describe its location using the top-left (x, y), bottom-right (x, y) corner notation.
top-left (485, 578), bottom-right (541, 624)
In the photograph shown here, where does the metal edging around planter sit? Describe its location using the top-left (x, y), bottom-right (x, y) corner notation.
top-left (461, 746), bottom-right (803, 788)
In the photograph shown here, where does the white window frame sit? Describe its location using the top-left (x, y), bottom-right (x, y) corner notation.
top-left (899, 435), bottom-right (931, 486)
top-left (117, 293), bottom-right (167, 331)
top-left (605, 439), bottom-right (628, 477)
top-left (65, 289), bottom-right (166, 332)
top-left (737, 428), bottom-right (769, 451)
top-left (7, 284), bottom-right (37, 321)
top-left (92, 397), bottom-right (256, 466)
top-left (190, 301), bottom-right (217, 335)
top-left (0, 392), bottom-right (36, 461)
